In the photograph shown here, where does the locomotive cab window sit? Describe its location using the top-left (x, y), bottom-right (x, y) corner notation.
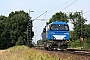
top-left (50, 24), bottom-right (69, 31)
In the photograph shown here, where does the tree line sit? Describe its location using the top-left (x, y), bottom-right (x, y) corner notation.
top-left (0, 10), bottom-right (34, 49)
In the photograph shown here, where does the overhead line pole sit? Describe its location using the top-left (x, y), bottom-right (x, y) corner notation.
top-left (27, 10), bottom-right (34, 47)
top-left (27, 10), bottom-right (47, 44)
top-left (81, 10), bottom-right (84, 49)
top-left (81, 10), bottom-right (83, 38)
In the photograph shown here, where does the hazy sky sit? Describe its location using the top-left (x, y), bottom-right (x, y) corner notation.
top-left (0, 0), bottom-right (90, 43)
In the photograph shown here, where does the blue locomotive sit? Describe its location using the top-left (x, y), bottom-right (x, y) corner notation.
top-left (42, 21), bottom-right (70, 50)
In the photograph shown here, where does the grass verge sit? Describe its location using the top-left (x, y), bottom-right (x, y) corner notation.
top-left (0, 45), bottom-right (73, 60)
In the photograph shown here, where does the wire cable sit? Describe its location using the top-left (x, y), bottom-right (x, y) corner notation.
top-left (84, 10), bottom-right (90, 14)
top-left (61, 0), bottom-right (77, 11)
top-left (43, 0), bottom-right (71, 21)
top-left (48, 0), bottom-right (71, 12)
top-left (33, 11), bottom-right (47, 21)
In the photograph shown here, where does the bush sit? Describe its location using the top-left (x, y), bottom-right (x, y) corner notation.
top-left (16, 36), bottom-right (26, 45)
top-left (70, 39), bottom-right (81, 48)
top-left (70, 38), bottom-right (90, 50)
top-left (83, 39), bottom-right (90, 50)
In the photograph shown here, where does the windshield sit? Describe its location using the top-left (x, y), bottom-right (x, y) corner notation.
top-left (50, 24), bottom-right (69, 31)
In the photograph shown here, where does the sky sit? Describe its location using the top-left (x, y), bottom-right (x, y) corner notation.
top-left (0, 0), bottom-right (90, 44)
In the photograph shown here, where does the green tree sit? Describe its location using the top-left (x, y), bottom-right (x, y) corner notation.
top-left (69, 12), bottom-right (88, 48)
top-left (0, 15), bottom-right (11, 49)
top-left (7, 10), bottom-right (29, 46)
top-left (48, 11), bottom-right (68, 23)
top-left (0, 10), bottom-right (34, 49)
top-left (16, 36), bottom-right (26, 45)
top-left (84, 24), bottom-right (90, 38)
top-left (69, 12), bottom-right (87, 39)
top-left (83, 24), bottom-right (90, 49)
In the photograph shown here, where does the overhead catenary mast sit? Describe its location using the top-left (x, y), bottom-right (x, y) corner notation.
top-left (27, 10), bottom-right (47, 47)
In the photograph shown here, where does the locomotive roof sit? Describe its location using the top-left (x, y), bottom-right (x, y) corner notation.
top-left (51, 21), bottom-right (67, 24)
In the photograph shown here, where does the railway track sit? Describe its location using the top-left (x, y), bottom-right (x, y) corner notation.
top-left (65, 48), bottom-right (90, 56)
top-left (34, 46), bottom-right (90, 56)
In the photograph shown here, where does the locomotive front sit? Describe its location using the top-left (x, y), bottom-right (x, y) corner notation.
top-left (44, 21), bottom-right (70, 50)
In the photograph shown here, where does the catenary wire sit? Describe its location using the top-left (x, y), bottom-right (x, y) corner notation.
top-left (61, 0), bottom-right (77, 11)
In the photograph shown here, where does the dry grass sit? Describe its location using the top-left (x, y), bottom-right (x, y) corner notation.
top-left (0, 45), bottom-right (73, 60)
